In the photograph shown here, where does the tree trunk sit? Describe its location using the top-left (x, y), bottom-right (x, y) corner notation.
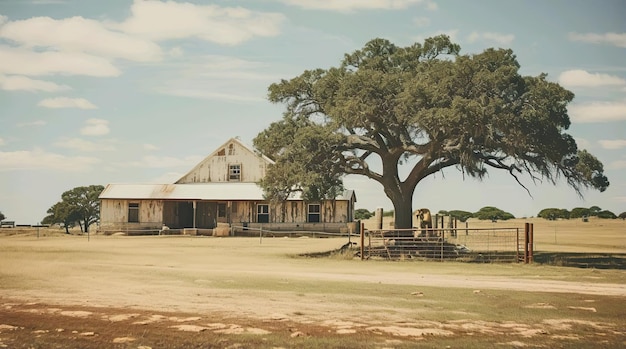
top-left (392, 195), bottom-right (414, 233)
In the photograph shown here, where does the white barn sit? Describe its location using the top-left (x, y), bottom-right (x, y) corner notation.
top-left (99, 138), bottom-right (357, 235)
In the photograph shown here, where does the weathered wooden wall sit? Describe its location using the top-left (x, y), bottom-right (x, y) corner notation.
top-left (177, 140), bottom-right (269, 183)
top-left (99, 199), bottom-right (164, 230)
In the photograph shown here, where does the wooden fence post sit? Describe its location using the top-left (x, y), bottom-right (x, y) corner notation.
top-left (360, 222), bottom-right (365, 261)
top-left (524, 223), bottom-right (530, 264)
top-left (529, 223), bottom-right (534, 264)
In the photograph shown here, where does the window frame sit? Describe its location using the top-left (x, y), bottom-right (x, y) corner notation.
top-left (228, 164), bottom-right (241, 181)
top-left (257, 204), bottom-right (269, 223)
top-left (307, 204), bottom-right (320, 223)
top-left (128, 202), bottom-right (140, 223)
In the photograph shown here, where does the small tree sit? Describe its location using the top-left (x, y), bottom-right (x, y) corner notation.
top-left (354, 208), bottom-right (374, 220)
top-left (0, 211), bottom-right (5, 222)
top-left (618, 212), bottom-right (626, 220)
top-left (588, 206), bottom-right (602, 216)
top-left (474, 206), bottom-right (514, 221)
top-left (447, 210), bottom-right (474, 222)
top-left (570, 207), bottom-right (590, 218)
top-left (43, 185), bottom-right (104, 233)
top-left (597, 210), bottom-right (617, 219)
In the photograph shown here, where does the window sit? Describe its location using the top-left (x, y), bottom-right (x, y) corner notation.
top-left (257, 204), bottom-right (269, 223)
top-left (229, 164), bottom-right (241, 181)
top-left (308, 204), bottom-right (320, 223)
top-left (128, 203), bottom-right (139, 223)
top-left (218, 203), bottom-right (227, 218)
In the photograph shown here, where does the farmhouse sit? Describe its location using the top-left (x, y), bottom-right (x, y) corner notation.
top-left (98, 138), bottom-right (357, 235)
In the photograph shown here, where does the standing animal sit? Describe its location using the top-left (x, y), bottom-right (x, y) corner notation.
top-left (414, 208), bottom-right (433, 237)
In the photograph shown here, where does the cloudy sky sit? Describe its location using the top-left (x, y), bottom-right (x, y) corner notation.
top-left (1, 0), bottom-right (625, 224)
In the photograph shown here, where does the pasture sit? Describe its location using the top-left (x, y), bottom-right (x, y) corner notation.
top-left (0, 218), bottom-right (624, 348)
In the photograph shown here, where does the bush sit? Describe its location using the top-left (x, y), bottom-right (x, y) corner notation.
top-left (354, 209), bottom-right (373, 220)
top-left (597, 210), bottom-right (617, 219)
top-left (474, 206), bottom-right (515, 221)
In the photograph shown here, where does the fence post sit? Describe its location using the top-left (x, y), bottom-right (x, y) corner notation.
top-left (524, 223), bottom-right (530, 264)
top-left (516, 228), bottom-right (520, 263)
top-left (529, 223), bottom-right (534, 264)
top-left (360, 222), bottom-right (365, 261)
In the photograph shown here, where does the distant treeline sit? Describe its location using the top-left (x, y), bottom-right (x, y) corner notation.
top-left (355, 206), bottom-right (626, 221)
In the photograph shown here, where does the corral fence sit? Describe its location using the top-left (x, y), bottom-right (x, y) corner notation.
top-left (359, 223), bottom-right (535, 263)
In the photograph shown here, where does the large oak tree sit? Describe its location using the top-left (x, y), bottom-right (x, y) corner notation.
top-left (254, 36), bottom-right (609, 229)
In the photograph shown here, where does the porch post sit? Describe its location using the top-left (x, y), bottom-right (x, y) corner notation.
top-left (193, 200), bottom-right (197, 228)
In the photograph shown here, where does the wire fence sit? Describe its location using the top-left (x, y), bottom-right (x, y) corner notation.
top-left (360, 227), bottom-right (526, 263)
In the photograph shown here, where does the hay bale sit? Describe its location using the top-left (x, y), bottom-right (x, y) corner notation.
top-left (213, 223), bottom-right (230, 237)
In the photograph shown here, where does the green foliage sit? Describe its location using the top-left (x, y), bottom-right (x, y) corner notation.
top-left (588, 205), bottom-right (602, 216)
top-left (537, 208), bottom-right (570, 220)
top-left (0, 211), bottom-right (5, 222)
top-left (438, 210), bottom-right (474, 222)
top-left (255, 35), bottom-right (608, 229)
top-left (43, 185), bottom-right (104, 233)
top-left (447, 210), bottom-right (474, 222)
top-left (474, 206), bottom-right (515, 221)
top-left (619, 212), bottom-right (626, 220)
top-left (570, 207), bottom-right (590, 218)
top-left (354, 208), bottom-right (373, 220)
top-left (597, 210), bottom-right (617, 219)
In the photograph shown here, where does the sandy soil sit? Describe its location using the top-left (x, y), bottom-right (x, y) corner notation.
top-left (0, 222), bottom-right (625, 348)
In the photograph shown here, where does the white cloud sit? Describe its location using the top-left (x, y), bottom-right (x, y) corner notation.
top-left (54, 137), bottom-right (115, 151)
top-left (569, 102), bottom-right (626, 123)
top-left (598, 139), bottom-right (626, 150)
top-left (559, 70), bottom-right (626, 88)
top-left (168, 47), bottom-right (183, 58)
top-left (113, 0), bottom-right (285, 45)
top-left (0, 16), bottom-right (162, 62)
top-left (38, 97), bottom-right (97, 109)
top-left (467, 31), bottom-right (515, 46)
top-left (0, 148), bottom-right (100, 172)
top-left (152, 55), bottom-right (277, 102)
top-left (569, 32), bottom-right (626, 48)
top-left (143, 143), bottom-right (159, 151)
top-left (0, 74), bottom-right (71, 92)
top-left (0, 45), bottom-right (120, 77)
top-left (17, 120), bottom-right (46, 127)
top-left (278, 0), bottom-right (433, 11)
top-left (80, 119), bottom-right (110, 136)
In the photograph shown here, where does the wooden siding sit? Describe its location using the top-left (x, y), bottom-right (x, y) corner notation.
top-left (99, 199), bottom-right (163, 230)
top-left (177, 140), bottom-right (269, 183)
top-left (100, 198), bottom-right (352, 231)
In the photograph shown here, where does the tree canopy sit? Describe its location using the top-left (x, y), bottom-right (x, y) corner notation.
top-left (42, 185), bottom-right (104, 233)
top-left (254, 35), bottom-right (609, 229)
top-left (0, 211), bottom-right (5, 222)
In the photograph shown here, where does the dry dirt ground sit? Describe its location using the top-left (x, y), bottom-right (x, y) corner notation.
top-left (0, 218), bottom-right (624, 348)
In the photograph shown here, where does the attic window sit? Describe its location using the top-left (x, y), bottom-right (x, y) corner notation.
top-left (229, 164), bottom-right (241, 181)
top-left (217, 148), bottom-right (226, 156)
top-left (228, 143), bottom-right (235, 155)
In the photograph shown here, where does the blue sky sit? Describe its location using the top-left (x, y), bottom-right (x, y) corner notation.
top-left (1, 0), bottom-right (625, 224)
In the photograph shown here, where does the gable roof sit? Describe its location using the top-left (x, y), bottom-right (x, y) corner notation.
top-left (175, 137), bottom-right (274, 184)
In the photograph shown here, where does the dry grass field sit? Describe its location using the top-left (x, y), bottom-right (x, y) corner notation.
top-left (0, 218), bottom-right (624, 348)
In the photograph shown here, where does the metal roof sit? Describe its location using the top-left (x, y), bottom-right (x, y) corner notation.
top-left (99, 183), bottom-right (355, 202)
